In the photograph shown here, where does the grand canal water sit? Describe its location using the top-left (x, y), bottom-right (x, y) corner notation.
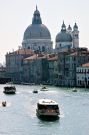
top-left (0, 84), bottom-right (89, 135)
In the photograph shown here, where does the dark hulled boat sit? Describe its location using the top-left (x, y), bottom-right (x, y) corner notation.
top-left (2, 101), bottom-right (7, 107)
top-left (3, 86), bottom-right (16, 94)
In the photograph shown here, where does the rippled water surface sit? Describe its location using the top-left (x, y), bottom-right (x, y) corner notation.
top-left (0, 84), bottom-right (89, 135)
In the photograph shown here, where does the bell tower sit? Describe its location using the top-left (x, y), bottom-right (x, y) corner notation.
top-left (72, 23), bottom-right (79, 48)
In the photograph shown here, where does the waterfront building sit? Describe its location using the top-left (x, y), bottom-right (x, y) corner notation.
top-left (0, 66), bottom-right (6, 78)
top-left (6, 49), bottom-right (34, 83)
top-left (76, 63), bottom-right (89, 87)
top-left (57, 48), bottom-right (89, 87)
top-left (22, 53), bottom-right (58, 84)
top-left (23, 53), bottom-right (49, 84)
top-left (0, 66), bottom-right (10, 83)
top-left (47, 54), bottom-right (58, 85)
top-left (55, 22), bottom-right (79, 52)
top-left (22, 6), bottom-right (53, 53)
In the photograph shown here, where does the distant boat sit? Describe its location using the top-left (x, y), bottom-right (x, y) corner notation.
top-left (40, 86), bottom-right (48, 91)
top-left (3, 86), bottom-right (16, 94)
top-left (2, 101), bottom-right (6, 107)
top-left (33, 89), bottom-right (38, 93)
top-left (72, 88), bottom-right (77, 92)
top-left (36, 99), bottom-right (60, 120)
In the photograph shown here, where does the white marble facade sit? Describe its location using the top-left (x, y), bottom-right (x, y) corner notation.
top-left (22, 6), bottom-right (53, 53)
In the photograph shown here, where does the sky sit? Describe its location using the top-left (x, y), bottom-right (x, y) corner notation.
top-left (0, 0), bottom-right (89, 64)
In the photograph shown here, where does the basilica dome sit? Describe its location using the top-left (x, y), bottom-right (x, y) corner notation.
top-left (23, 6), bottom-right (51, 40)
top-left (23, 24), bottom-right (51, 40)
top-left (56, 21), bottom-right (72, 42)
top-left (56, 32), bottom-right (72, 42)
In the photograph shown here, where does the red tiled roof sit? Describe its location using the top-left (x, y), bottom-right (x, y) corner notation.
top-left (24, 53), bottom-right (58, 62)
top-left (69, 52), bottom-right (78, 56)
top-left (15, 49), bottom-right (34, 55)
top-left (7, 49), bottom-right (34, 55)
top-left (24, 54), bottom-right (37, 61)
top-left (82, 63), bottom-right (89, 67)
top-left (47, 56), bottom-right (58, 61)
top-left (47, 54), bottom-right (58, 61)
top-left (24, 54), bottom-right (47, 61)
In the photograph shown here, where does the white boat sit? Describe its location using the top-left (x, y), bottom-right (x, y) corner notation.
top-left (36, 99), bottom-right (60, 120)
top-left (72, 88), bottom-right (77, 92)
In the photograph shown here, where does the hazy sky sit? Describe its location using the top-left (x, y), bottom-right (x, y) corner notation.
top-left (0, 0), bottom-right (89, 64)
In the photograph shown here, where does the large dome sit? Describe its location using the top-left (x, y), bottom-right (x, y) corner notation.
top-left (23, 6), bottom-right (51, 40)
top-left (56, 32), bottom-right (72, 42)
top-left (23, 24), bottom-right (51, 40)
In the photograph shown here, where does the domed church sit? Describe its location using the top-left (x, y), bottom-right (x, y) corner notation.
top-left (22, 6), bottom-right (53, 53)
top-left (55, 21), bottom-right (79, 52)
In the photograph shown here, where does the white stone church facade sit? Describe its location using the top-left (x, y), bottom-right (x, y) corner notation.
top-left (55, 21), bottom-right (79, 52)
top-left (22, 6), bottom-right (53, 53)
top-left (22, 6), bottom-right (79, 53)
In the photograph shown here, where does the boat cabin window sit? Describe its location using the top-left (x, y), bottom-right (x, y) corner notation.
top-left (37, 104), bottom-right (59, 110)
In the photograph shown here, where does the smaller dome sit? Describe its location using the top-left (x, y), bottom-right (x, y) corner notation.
top-left (62, 21), bottom-right (66, 28)
top-left (61, 21), bottom-right (66, 32)
top-left (73, 23), bottom-right (78, 30)
top-left (56, 32), bottom-right (72, 42)
top-left (67, 25), bottom-right (72, 31)
top-left (56, 21), bottom-right (72, 42)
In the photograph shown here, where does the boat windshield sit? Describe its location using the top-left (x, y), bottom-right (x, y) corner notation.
top-left (5, 86), bottom-right (16, 90)
top-left (38, 104), bottom-right (59, 110)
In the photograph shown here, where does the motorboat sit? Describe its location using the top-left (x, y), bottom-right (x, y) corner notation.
top-left (3, 86), bottom-right (16, 94)
top-left (72, 88), bottom-right (77, 92)
top-left (36, 99), bottom-right (60, 120)
top-left (2, 101), bottom-right (6, 107)
top-left (33, 89), bottom-right (38, 93)
top-left (40, 86), bottom-right (48, 91)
